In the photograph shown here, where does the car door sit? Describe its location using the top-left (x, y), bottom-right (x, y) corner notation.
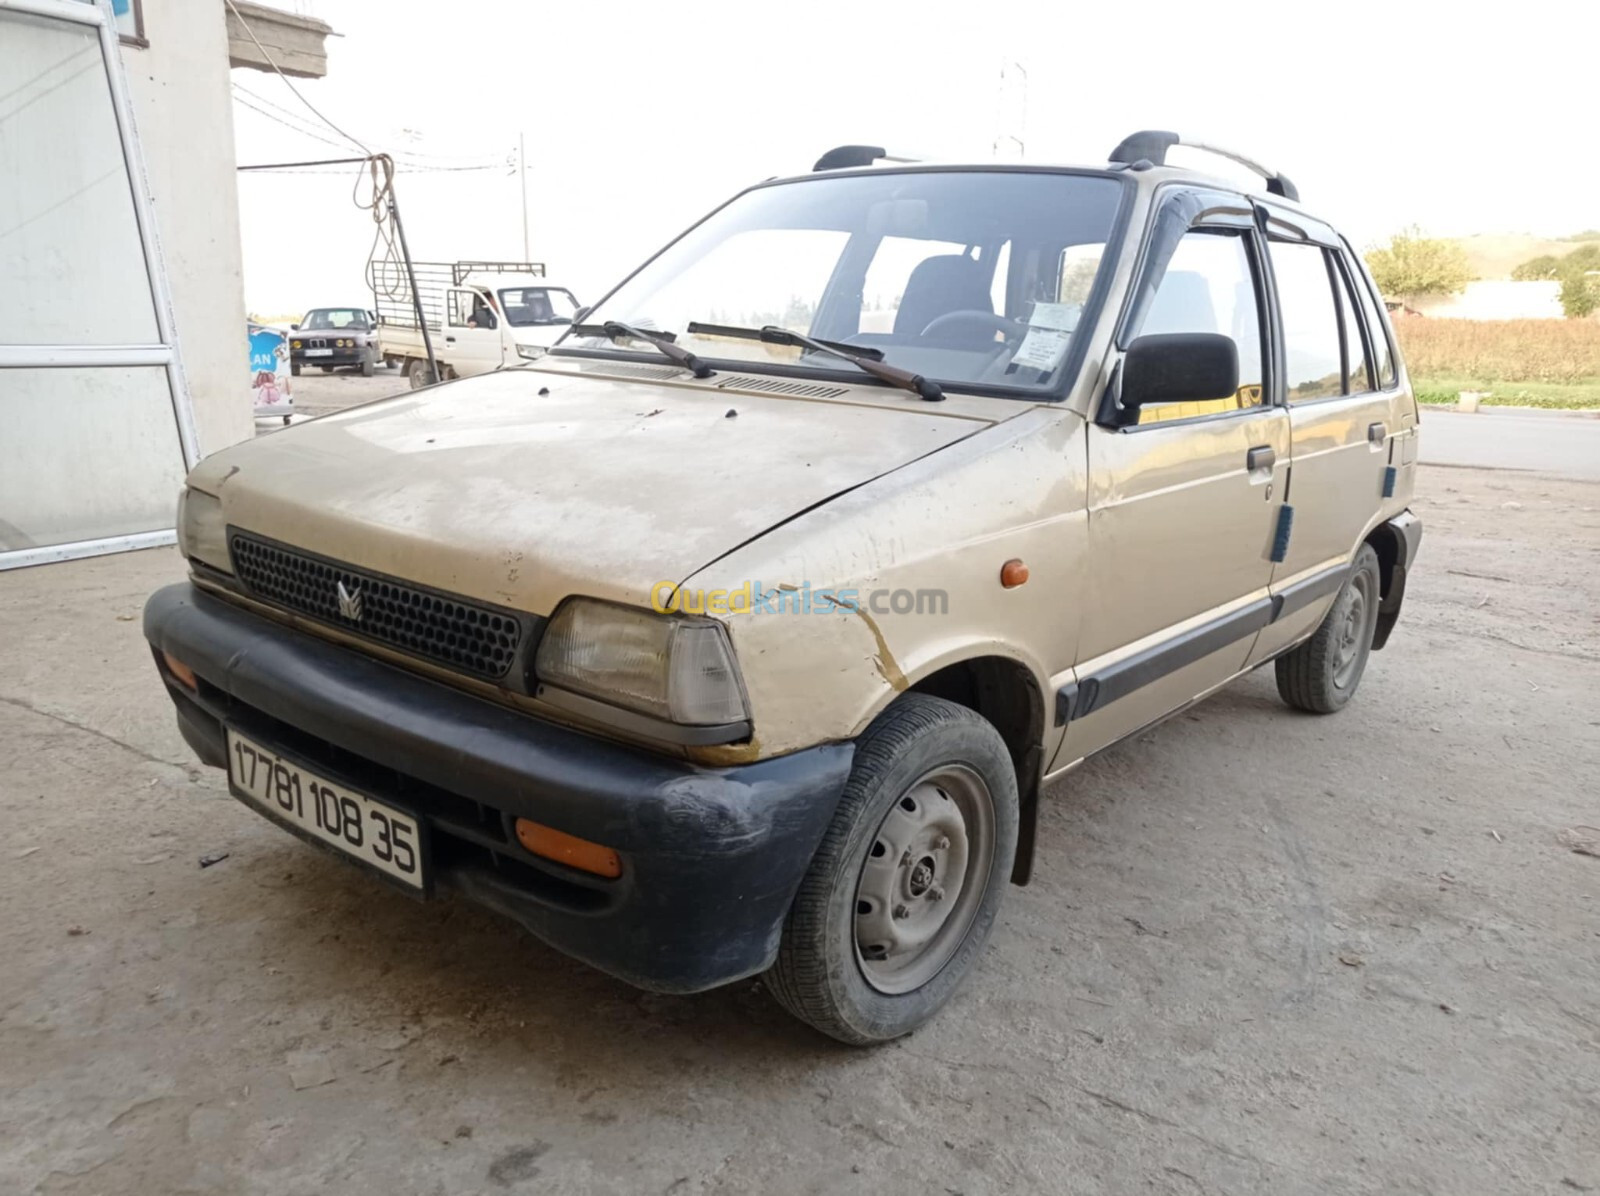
top-left (1055, 192), bottom-right (1290, 767)
top-left (1248, 208), bottom-right (1408, 663)
top-left (443, 287), bottom-right (507, 376)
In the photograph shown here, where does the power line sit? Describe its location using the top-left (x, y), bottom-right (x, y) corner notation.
top-left (232, 89), bottom-right (349, 152)
top-left (223, 0), bottom-right (369, 155)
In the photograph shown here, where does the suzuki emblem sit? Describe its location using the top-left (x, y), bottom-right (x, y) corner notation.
top-left (336, 579), bottom-right (364, 621)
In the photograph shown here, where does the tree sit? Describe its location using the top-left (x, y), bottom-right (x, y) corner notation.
top-left (1514, 245), bottom-right (1600, 316)
top-left (1511, 254), bottom-right (1560, 281)
top-left (1364, 227), bottom-right (1473, 304)
top-left (1560, 274), bottom-right (1600, 319)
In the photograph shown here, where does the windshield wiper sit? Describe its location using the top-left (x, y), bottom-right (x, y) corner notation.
top-left (570, 321), bottom-right (713, 379)
top-left (686, 322), bottom-right (944, 402)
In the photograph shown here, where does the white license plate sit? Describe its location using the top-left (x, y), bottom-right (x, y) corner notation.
top-left (305, 348), bottom-right (333, 357)
top-left (225, 728), bottom-right (425, 891)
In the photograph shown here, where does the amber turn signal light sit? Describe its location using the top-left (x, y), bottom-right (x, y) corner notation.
top-left (162, 651), bottom-right (198, 691)
top-left (1000, 559), bottom-right (1030, 589)
top-left (514, 818), bottom-right (622, 879)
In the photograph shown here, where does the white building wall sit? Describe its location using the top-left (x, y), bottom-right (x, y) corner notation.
top-left (122, 0), bottom-right (254, 456)
top-left (1413, 280), bottom-right (1564, 321)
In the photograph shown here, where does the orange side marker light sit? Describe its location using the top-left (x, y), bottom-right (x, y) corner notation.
top-left (162, 651), bottom-right (198, 691)
top-left (515, 818), bottom-right (623, 879)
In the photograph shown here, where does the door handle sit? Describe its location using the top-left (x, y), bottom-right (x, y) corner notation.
top-left (445, 336), bottom-right (456, 344)
top-left (1368, 421), bottom-right (1387, 444)
top-left (1247, 445), bottom-right (1276, 471)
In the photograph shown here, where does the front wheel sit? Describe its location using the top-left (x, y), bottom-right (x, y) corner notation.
top-left (290, 361), bottom-right (301, 377)
top-left (1275, 543), bottom-right (1381, 713)
top-left (765, 694), bottom-right (1018, 1045)
top-left (360, 357), bottom-right (375, 378)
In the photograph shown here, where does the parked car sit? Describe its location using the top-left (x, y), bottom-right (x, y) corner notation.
top-left (288, 306), bottom-right (381, 377)
top-left (147, 132), bottom-right (1421, 1045)
top-left (371, 260), bottom-right (581, 389)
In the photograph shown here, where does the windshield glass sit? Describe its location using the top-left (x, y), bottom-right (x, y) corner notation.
top-left (499, 287), bottom-right (579, 327)
top-left (566, 170), bottom-right (1126, 395)
top-left (302, 308), bottom-right (370, 331)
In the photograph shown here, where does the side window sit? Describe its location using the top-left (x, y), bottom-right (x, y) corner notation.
top-left (1135, 230), bottom-right (1265, 424)
top-left (1332, 261), bottom-right (1373, 393)
top-left (1267, 241), bottom-right (1343, 402)
top-left (1347, 257), bottom-right (1397, 388)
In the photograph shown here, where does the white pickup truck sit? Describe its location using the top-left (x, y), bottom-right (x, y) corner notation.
top-left (373, 261), bottom-right (582, 389)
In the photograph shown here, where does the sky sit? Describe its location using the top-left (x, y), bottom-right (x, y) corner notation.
top-left (231, 0), bottom-right (1598, 317)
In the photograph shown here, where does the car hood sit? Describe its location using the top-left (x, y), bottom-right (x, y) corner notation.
top-left (191, 368), bottom-right (1000, 614)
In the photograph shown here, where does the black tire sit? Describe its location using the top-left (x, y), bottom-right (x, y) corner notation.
top-left (1276, 543), bottom-right (1382, 714)
top-left (281, 414), bottom-right (291, 426)
top-left (360, 357), bottom-right (375, 378)
top-left (290, 361), bottom-right (301, 377)
top-left (318, 365), bottom-right (333, 373)
top-left (766, 694), bottom-right (1018, 1045)
top-left (406, 359), bottom-right (431, 390)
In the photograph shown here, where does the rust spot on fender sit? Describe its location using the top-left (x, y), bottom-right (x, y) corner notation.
top-left (852, 605), bottom-right (908, 692)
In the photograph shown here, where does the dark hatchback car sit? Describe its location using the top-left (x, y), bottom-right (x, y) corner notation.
top-left (289, 307), bottom-right (380, 377)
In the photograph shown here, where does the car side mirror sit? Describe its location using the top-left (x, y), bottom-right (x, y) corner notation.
top-left (1118, 333), bottom-right (1239, 419)
top-left (572, 305), bottom-right (591, 323)
top-left (290, 324), bottom-right (299, 331)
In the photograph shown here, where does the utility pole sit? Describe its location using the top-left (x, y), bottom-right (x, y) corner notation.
top-left (519, 131), bottom-right (529, 262)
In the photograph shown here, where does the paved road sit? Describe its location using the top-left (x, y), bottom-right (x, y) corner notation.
top-left (1420, 408), bottom-right (1600, 480)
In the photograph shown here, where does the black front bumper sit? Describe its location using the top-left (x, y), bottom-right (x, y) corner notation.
top-left (144, 583), bottom-right (853, 993)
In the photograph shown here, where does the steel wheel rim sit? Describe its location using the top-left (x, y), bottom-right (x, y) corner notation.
top-left (1332, 571), bottom-right (1374, 688)
top-left (853, 764), bottom-right (996, 995)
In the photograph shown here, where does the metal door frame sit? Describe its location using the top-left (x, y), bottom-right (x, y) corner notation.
top-left (0, 0), bottom-right (200, 569)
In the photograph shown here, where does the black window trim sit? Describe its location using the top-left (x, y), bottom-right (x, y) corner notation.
top-left (1340, 237), bottom-right (1402, 392)
top-left (1099, 184), bottom-right (1277, 432)
top-left (1329, 250), bottom-right (1379, 396)
top-left (1263, 235), bottom-right (1348, 409)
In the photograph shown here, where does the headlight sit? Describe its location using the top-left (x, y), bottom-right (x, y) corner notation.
top-left (535, 599), bottom-right (747, 726)
top-left (516, 344), bottom-right (546, 361)
top-left (177, 488), bottom-right (231, 573)
top-left (291, 340), bottom-right (302, 349)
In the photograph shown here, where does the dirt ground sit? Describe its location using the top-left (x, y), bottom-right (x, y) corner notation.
top-left (2, 463), bottom-right (1597, 1196)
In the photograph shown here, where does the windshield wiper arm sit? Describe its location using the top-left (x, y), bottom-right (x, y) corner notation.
top-left (570, 321), bottom-right (713, 378)
top-left (686, 322), bottom-right (944, 402)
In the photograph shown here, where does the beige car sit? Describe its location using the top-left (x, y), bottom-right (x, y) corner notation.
top-left (146, 132), bottom-right (1421, 1045)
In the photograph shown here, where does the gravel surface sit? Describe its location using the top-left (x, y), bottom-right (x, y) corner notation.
top-left (2, 465), bottom-right (1597, 1195)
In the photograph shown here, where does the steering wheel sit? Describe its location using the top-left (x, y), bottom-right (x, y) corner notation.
top-left (919, 310), bottom-right (1027, 341)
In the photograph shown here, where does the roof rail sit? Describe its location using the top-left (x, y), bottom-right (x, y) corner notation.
top-left (812, 145), bottom-right (920, 172)
top-left (1108, 130), bottom-right (1298, 202)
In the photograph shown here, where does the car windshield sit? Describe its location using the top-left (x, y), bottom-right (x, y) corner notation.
top-left (498, 286), bottom-right (579, 327)
top-left (302, 308), bottom-right (369, 330)
top-left (565, 169), bottom-right (1127, 395)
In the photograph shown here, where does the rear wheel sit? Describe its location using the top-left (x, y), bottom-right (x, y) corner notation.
top-left (1276, 543), bottom-right (1381, 713)
top-left (766, 694), bottom-right (1018, 1045)
top-left (406, 358), bottom-right (432, 390)
top-left (318, 365), bottom-right (333, 373)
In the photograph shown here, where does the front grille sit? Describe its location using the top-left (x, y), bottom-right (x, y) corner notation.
top-left (229, 531), bottom-right (527, 680)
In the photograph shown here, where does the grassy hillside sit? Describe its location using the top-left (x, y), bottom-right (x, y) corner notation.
top-left (1457, 234), bottom-right (1600, 281)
